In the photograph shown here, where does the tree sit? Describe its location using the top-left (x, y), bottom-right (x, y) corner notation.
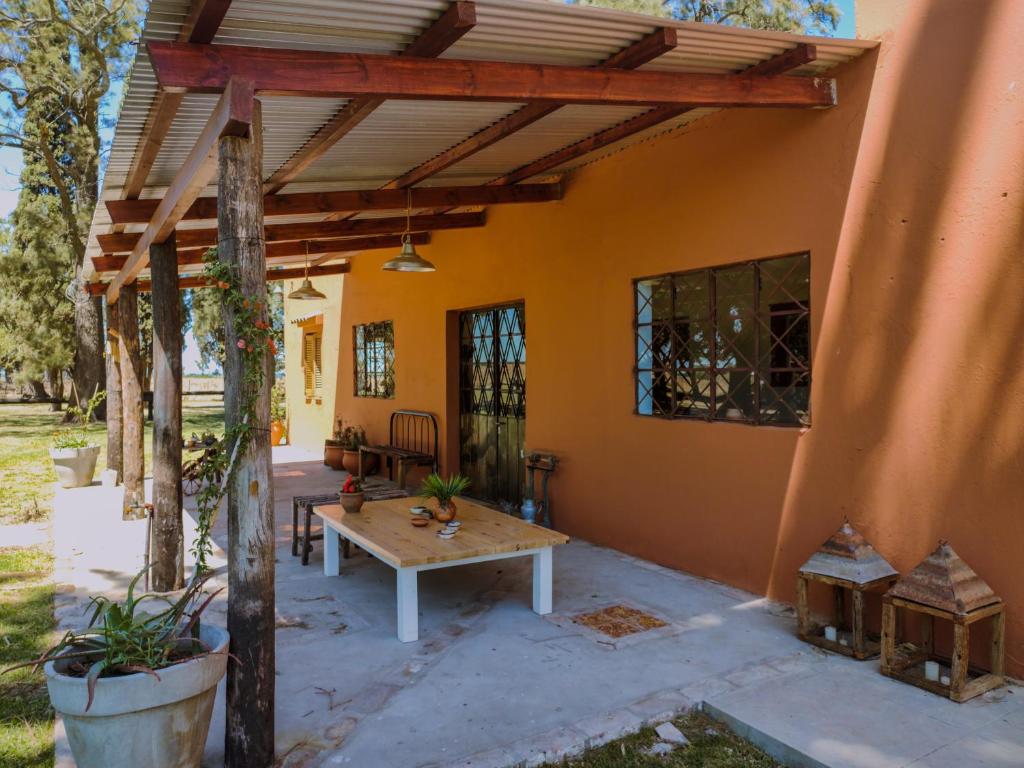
top-left (572, 0), bottom-right (840, 35)
top-left (0, 0), bottom-right (140, 415)
top-left (188, 285), bottom-right (284, 374)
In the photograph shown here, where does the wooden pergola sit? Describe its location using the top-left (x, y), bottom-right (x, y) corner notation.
top-left (87, 2), bottom-right (865, 764)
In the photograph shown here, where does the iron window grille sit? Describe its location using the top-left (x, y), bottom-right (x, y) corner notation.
top-left (634, 252), bottom-right (811, 427)
top-left (353, 320), bottom-right (395, 399)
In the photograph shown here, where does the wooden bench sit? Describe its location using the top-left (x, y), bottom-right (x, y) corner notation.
top-left (358, 410), bottom-right (438, 490)
top-left (316, 496), bottom-right (569, 641)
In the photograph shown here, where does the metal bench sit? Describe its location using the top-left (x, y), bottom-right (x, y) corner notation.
top-left (358, 410), bottom-right (439, 490)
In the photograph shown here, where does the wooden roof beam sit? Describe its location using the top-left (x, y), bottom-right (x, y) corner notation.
top-left (88, 263), bottom-right (350, 296)
top-left (98, 211), bottom-right (483, 253)
top-left (105, 78), bottom-right (254, 303)
top-left (92, 233), bottom-right (430, 273)
top-left (118, 0), bottom-right (233, 204)
top-left (491, 43), bottom-right (819, 187)
top-left (146, 42), bottom-right (836, 109)
top-left (262, 1), bottom-right (476, 194)
top-left (383, 27), bottom-right (679, 191)
top-left (104, 182), bottom-right (560, 224)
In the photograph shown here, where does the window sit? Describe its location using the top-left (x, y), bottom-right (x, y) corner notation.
top-left (354, 321), bottom-right (395, 398)
top-left (302, 330), bottom-right (323, 401)
top-left (634, 252), bottom-right (810, 426)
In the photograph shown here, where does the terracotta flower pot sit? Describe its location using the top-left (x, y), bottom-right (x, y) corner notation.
top-left (270, 420), bottom-right (286, 446)
top-left (434, 499), bottom-right (457, 524)
top-left (340, 491), bottom-right (365, 514)
top-left (340, 449), bottom-right (378, 476)
top-left (324, 441), bottom-right (345, 470)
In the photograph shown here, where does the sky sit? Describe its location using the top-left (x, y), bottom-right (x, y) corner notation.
top-left (0, 0), bottom-right (855, 374)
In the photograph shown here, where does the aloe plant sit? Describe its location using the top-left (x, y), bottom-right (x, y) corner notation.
top-left (3, 567), bottom-right (222, 711)
top-left (419, 473), bottom-right (471, 507)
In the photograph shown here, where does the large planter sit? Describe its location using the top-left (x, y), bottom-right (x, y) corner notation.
top-left (49, 445), bottom-right (101, 489)
top-left (270, 420), bottom-right (286, 446)
top-left (324, 440), bottom-right (345, 470)
top-left (45, 624), bottom-right (229, 768)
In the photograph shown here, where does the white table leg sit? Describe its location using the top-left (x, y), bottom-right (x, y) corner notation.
top-left (397, 568), bottom-right (419, 642)
top-left (533, 547), bottom-right (553, 615)
top-left (323, 526), bottom-right (340, 576)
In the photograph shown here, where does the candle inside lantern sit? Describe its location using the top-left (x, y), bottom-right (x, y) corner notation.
top-left (824, 626), bottom-right (837, 642)
top-left (839, 637), bottom-right (849, 646)
top-left (940, 675), bottom-right (951, 686)
top-left (925, 661), bottom-right (940, 681)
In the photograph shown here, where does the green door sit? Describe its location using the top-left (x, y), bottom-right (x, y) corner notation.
top-left (458, 303), bottom-right (526, 507)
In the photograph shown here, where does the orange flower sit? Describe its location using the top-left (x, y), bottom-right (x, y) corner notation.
top-left (217, 280), bottom-right (230, 290)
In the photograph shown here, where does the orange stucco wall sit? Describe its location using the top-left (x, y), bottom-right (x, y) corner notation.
top-left (290, 0), bottom-right (1024, 676)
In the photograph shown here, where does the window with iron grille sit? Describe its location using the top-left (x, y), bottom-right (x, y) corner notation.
top-left (353, 321), bottom-right (395, 399)
top-left (634, 253), bottom-right (810, 426)
top-left (302, 330), bottom-right (322, 401)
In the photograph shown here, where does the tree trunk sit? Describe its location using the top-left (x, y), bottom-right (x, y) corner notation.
top-left (105, 301), bottom-right (123, 481)
top-left (73, 265), bottom-right (106, 420)
top-left (118, 284), bottom-right (146, 520)
top-left (47, 369), bottom-right (63, 411)
top-left (220, 99), bottom-right (275, 768)
top-left (150, 233), bottom-right (184, 591)
top-left (28, 379), bottom-right (48, 401)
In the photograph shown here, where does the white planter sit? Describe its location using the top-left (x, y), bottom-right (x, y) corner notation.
top-left (45, 624), bottom-right (229, 768)
top-left (49, 445), bottom-right (101, 488)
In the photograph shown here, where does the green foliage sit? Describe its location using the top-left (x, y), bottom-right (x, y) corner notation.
top-left (270, 381), bottom-right (287, 422)
top-left (571, 0), bottom-right (840, 35)
top-left (50, 389), bottom-right (105, 449)
top-left (189, 250), bottom-right (275, 574)
top-left (3, 567), bottom-right (221, 712)
top-left (419, 473), bottom-right (471, 506)
top-left (331, 421), bottom-right (366, 450)
top-left (187, 279), bottom-right (284, 374)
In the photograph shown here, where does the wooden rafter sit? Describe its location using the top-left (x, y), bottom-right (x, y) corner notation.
top-left (491, 44), bottom-right (819, 187)
top-left (383, 27), bottom-right (678, 192)
top-left (104, 182), bottom-right (560, 224)
top-left (262, 1), bottom-right (476, 194)
top-left (99, 211), bottom-right (483, 254)
top-left (118, 0), bottom-right (232, 204)
top-left (88, 263), bottom-right (350, 296)
top-left (92, 233), bottom-right (429, 273)
top-left (105, 78), bottom-right (254, 303)
top-left (146, 42), bottom-right (837, 109)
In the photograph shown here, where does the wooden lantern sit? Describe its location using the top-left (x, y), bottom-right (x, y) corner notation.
top-left (797, 520), bottom-right (898, 659)
top-left (881, 541), bottom-right (1005, 703)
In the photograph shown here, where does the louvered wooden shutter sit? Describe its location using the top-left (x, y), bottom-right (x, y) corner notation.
top-left (303, 333), bottom-right (315, 398)
top-left (313, 333), bottom-right (323, 396)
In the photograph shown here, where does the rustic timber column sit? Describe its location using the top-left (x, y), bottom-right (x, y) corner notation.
top-left (150, 233), bottom-right (184, 591)
top-left (118, 283), bottom-right (146, 520)
top-left (105, 300), bottom-right (123, 482)
top-left (220, 96), bottom-right (275, 767)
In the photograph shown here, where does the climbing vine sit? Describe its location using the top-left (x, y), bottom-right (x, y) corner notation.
top-left (190, 248), bottom-right (277, 576)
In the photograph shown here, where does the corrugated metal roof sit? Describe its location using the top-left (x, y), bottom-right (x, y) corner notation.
top-left (86, 0), bottom-right (876, 281)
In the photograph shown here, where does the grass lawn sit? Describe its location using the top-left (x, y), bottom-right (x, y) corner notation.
top-left (0, 400), bottom-right (224, 767)
top-left (549, 712), bottom-right (779, 768)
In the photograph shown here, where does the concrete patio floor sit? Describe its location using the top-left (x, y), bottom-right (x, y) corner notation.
top-left (51, 448), bottom-right (1024, 768)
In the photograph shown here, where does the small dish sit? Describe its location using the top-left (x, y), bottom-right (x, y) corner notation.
top-left (411, 517), bottom-right (429, 528)
top-left (437, 529), bottom-right (457, 539)
top-left (445, 521), bottom-right (462, 529)
top-left (409, 506), bottom-right (430, 517)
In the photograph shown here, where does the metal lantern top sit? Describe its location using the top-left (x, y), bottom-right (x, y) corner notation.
top-left (887, 541), bottom-right (1000, 616)
top-left (799, 520), bottom-right (898, 585)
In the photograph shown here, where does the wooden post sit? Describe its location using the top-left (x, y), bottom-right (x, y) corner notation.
top-left (105, 301), bottom-right (123, 481)
top-left (950, 620), bottom-right (970, 701)
top-left (220, 97), bottom-right (275, 768)
top-left (851, 589), bottom-right (865, 657)
top-left (150, 233), bottom-right (184, 591)
top-left (795, 576), bottom-right (809, 637)
top-left (991, 610), bottom-right (1005, 678)
top-left (880, 599), bottom-right (897, 674)
top-left (118, 283), bottom-right (146, 520)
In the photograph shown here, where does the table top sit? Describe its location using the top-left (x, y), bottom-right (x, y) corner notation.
top-left (315, 497), bottom-right (569, 568)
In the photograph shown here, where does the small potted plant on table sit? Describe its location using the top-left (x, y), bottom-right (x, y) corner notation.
top-left (420, 473), bottom-right (471, 523)
top-left (270, 382), bottom-right (287, 446)
top-left (340, 475), bottom-right (364, 514)
top-left (49, 389), bottom-right (106, 489)
top-left (3, 569), bottom-right (228, 768)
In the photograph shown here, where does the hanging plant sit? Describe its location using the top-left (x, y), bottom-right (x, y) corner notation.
top-left (189, 248), bottom-right (277, 576)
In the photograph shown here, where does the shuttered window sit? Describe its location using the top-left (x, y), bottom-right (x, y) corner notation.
top-left (303, 330), bottom-right (323, 400)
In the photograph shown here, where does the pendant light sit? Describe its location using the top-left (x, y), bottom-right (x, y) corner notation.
top-left (381, 189), bottom-right (436, 272)
top-left (287, 241), bottom-right (327, 300)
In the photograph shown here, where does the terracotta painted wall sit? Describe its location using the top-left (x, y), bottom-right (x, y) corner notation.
top-left (291, 0), bottom-right (1024, 676)
top-left (283, 273), bottom-right (344, 450)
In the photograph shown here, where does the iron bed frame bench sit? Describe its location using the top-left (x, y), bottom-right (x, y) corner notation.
top-left (358, 409), bottom-right (439, 490)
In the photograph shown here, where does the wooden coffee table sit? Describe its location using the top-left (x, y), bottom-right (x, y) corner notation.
top-left (314, 497), bottom-right (569, 642)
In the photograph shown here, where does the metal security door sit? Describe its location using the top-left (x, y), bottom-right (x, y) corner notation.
top-left (458, 303), bottom-right (526, 506)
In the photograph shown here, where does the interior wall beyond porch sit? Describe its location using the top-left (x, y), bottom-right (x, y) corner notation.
top-left (316, 0), bottom-right (1024, 677)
